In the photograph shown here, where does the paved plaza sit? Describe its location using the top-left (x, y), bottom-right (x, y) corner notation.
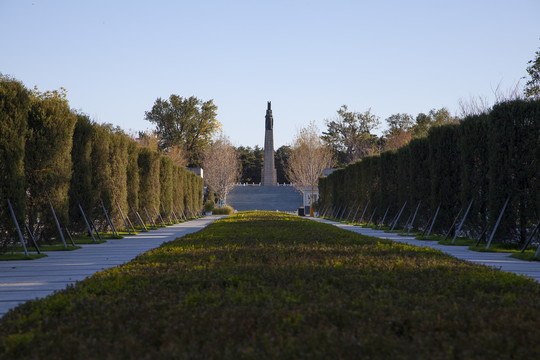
top-left (227, 185), bottom-right (302, 211)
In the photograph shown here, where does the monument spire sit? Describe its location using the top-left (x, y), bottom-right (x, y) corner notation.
top-left (262, 101), bottom-right (277, 186)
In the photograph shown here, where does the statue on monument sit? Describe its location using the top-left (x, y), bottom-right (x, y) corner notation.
top-left (265, 101), bottom-right (273, 131)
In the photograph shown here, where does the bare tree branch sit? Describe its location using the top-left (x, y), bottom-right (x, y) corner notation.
top-left (202, 135), bottom-right (241, 206)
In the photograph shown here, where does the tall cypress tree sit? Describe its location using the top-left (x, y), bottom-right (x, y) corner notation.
top-left (488, 100), bottom-right (540, 243)
top-left (0, 76), bottom-right (29, 250)
top-left (126, 140), bottom-right (139, 212)
top-left (460, 114), bottom-right (489, 236)
top-left (69, 114), bottom-right (96, 232)
top-left (159, 155), bottom-right (174, 219)
top-left (408, 137), bottom-right (431, 228)
top-left (107, 130), bottom-right (129, 228)
top-left (25, 88), bottom-right (76, 241)
top-left (90, 123), bottom-right (112, 228)
top-left (428, 124), bottom-right (461, 232)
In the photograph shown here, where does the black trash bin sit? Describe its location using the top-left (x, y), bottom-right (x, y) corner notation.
top-left (298, 207), bottom-right (305, 216)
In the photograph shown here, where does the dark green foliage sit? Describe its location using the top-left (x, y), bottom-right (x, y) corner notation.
top-left (275, 145), bottom-right (291, 184)
top-left (0, 76), bottom-right (29, 250)
top-left (69, 114), bottom-right (95, 232)
top-left (396, 146), bottom-right (410, 207)
top-left (407, 137), bottom-right (431, 226)
top-left (379, 150), bottom-right (399, 222)
top-left (320, 100), bottom-right (540, 243)
top-left (236, 145), bottom-right (263, 183)
top-left (460, 114), bottom-right (489, 236)
top-left (25, 89), bottom-right (76, 241)
top-left (145, 95), bottom-right (219, 167)
top-left (1, 212), bottom-right (539, 358)
top-left (524, 45), bottom-right (540, 98)
top-left (488, 100), bottom-right (540, 243)
top-left (428, 124), bottom-right (461, 232)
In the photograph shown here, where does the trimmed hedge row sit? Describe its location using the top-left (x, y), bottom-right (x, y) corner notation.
top-left (2, 212), bottom-right (540, 358)
top-left (319, 99), bottom-right (540, 244)
top-left (0, 77), bottom-right (203, 249)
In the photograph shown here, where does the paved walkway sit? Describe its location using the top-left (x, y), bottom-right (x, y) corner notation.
top-left (311, 218), bottom-right (540, 283)
top-left (0, 216), bottom-right (225, 317)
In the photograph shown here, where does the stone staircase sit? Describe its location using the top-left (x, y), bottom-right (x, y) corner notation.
top-left (226, 185), bottom-right (303, 212)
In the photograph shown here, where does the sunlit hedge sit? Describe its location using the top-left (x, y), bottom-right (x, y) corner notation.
top-left (0, 76), bottom-right (203, 249)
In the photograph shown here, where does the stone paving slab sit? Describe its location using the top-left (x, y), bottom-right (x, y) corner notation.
top-left (310, 217), bottom-right (540, 283)
top-left (0, 216), bottom-right (224, 317)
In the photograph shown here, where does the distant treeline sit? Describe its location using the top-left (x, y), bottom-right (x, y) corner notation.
top-left (0, 76), bottom-right (203, 249)
top-left (319, 99), bottom-right (540, 244)
top-left (236, 145), bottom-right (290, 184)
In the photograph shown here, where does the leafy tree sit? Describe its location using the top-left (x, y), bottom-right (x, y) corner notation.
top-left (524, 44), bottom-right (540, 99)
top-left (236, 146), bottom-right (263, 183)
top-left (0, 75), bottom-right (29, 249)
top-left (25, 87), bottom-right (76, 241)
top-left (411, 108), bottom-right (459, 139)
top-left (145, 95), bottom-right (221, 167)
top-left (322, 105), bottom-right (380, 166)
top-left (383, 113), bottom-right (414, 151)
top-left (137, 129), bottom-right (159, 151)
top-left (275, 145), bottom-right (291, 184)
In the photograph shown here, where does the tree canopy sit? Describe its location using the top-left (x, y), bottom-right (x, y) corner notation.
top-left (382, 113), bottom-right (414, 151)
top-left (145, 95), bottom-right (221, 167)
top-left (236, 146), bottom-right (263, 184)
top-left (411, 108), bottom-right (459, 139)
top-left (524, 44), bottom-right (540, 99)
top-left (321, 105), bottom-right (380, 166)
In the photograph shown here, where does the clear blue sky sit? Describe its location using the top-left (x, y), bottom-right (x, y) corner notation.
top-left (1, 0), bottom-right (539, 148)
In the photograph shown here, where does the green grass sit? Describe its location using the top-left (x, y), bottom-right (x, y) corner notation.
top-left (7, 244), bottom-right (81, 252)
top-left (1, 211), bottom-right (539, 359)
top-left (0, 253), bottom-right (48, 261)
top-left (469, 243), bottom-right (530, 253)
top-left (510, 252), bottom-right (540, 261)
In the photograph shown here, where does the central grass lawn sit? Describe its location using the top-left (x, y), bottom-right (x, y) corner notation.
top-left (1, 211), bottom-right (539, 359)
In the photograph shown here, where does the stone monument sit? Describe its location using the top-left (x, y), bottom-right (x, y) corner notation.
top-left (261, 101), bottom-right (277, 186)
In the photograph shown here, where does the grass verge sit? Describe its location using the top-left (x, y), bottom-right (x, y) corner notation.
top-left (1, 211), bottom-right (539, 359)
top-left (510, 252), bottom-right (540, 261)
top-left (0, 253), bottom-right (48, 261)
